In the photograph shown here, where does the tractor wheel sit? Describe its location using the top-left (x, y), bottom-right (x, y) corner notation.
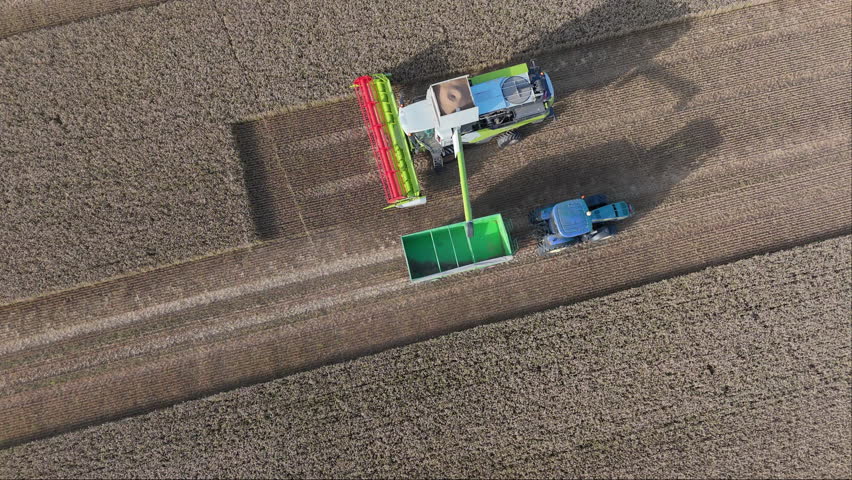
top-left (496, 130), bottom-right (522, 149)
top-left (531, 226), bottom-right (549, 241)
top-left (590, 225), bottom-right (616, 242)
top-left (528, 209), bottom-right (543, 225)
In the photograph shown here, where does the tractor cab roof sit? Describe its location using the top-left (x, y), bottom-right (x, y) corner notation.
top-left (551, 199), bottom-right (593, 237)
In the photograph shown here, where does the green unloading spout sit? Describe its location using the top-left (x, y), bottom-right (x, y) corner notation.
top-left (453, 128), bottom-right (474, 238)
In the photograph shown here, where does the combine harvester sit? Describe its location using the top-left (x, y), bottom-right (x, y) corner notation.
top-left (352, 62), bottom-right (554, 209)
top-left (354, 62), bottom-right (631, 282)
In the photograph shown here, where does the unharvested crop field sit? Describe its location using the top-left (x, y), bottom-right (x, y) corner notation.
top-left (0, 0), bottom-right (167, 38)
top-left (2, 236), bottom-right (849, 479)
top-left (1, 0), bottom-right (850, 449)
top-left (1, 0), bottom-right (755, 304)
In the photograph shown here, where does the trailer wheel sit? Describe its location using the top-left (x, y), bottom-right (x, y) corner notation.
top-left (496, 130), bottom-right (521, 149)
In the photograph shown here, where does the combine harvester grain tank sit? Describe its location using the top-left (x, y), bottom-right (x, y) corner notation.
top-left (353, 62), bottom-right (632, 282)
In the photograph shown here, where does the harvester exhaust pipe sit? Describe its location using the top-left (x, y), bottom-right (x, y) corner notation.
top-left (453, 128), bottom-right (475, 238)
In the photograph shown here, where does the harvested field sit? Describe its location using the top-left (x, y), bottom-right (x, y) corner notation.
top-left (2, 236), bottom-right (849, 479)
top-left (1, 0), bottom-right (753, 303)
top-left (0, 0), bottom-right (849, 449)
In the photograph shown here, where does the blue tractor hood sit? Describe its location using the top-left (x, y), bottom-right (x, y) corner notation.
top-left (551, 199), bottom-right (593, 237)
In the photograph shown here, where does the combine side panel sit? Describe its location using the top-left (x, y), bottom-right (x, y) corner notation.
top-left (469, 63), bottom-right (529, 85)
top-left (353, 75), bottom-right (421, 205)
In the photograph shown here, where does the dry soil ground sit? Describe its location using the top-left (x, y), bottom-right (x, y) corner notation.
top-left (1, 0), bottom-right (752, 304)
top-left (1, 236), bottom-right (849, 479)
top-left (0, 0), bottom-right (849, 449)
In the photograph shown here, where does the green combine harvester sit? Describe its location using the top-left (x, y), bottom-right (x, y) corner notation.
top-left (353, 62), bottom-right (555, 281)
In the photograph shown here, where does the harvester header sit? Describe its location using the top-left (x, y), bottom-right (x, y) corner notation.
top-left (352, 74), bottom-right (424, 208)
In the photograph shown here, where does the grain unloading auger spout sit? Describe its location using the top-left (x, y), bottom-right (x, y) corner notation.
top-left (352, 74), bottom-right (424, 208)
top-left (452, 127), bottom-right (475, 238)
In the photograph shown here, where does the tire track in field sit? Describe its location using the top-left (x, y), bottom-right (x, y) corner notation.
top-left (0, 0), bottom-right (168, 39)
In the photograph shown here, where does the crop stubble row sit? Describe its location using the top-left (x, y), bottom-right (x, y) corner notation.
top-left (1, 235), bottom-right (848, 478)
top-left (1, 156), bottom-right (848, 448)
top-left (0, 259), bottom-right (406, 395)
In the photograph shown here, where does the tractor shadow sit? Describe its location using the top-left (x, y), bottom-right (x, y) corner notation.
top-left (453, 117), bottom-right (723, 227)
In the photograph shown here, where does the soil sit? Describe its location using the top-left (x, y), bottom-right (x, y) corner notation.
top-left (0, 0), bottom-right (849, 451)
top-left (1, 235), bottom-right (848, 478)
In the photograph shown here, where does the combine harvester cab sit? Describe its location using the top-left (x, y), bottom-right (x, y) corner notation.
top-left (402, 62), bottom-right (556, 171)
top-left (352, 74), bottom-right (424, 208)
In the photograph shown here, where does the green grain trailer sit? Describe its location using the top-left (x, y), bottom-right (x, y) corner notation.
top-left (401, 214), bottom-right (514, 282)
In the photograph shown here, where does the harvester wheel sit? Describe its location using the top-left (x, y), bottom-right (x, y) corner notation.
top-left (496, 130), bottom-right (521, 149)
top-left (431, 153), bottom-right (445, 173)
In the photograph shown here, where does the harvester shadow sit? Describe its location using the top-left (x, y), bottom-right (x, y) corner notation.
top-left (388, 39), bottom-right (454, 98)
top-left (406, 0), bottom-right (700, 195)
top-left (448, 117), bottom-right (723, 226)
top-left (231, 121), bottom-right (286, 240)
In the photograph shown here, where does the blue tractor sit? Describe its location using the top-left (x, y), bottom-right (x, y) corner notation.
top-left (529, 194), bottom-right (634, 255)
